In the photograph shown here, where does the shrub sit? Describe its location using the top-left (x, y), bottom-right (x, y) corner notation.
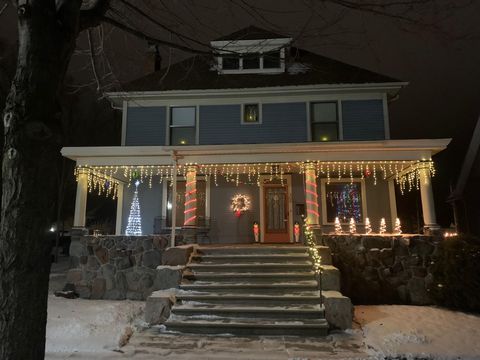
top-left (428, 235), bottom-right (480, 312)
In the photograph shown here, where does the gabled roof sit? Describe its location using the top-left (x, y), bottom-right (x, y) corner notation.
top-left (213, 25), bottom-right (288, 41)
top-left (123, 47), bottom-right (402, 93)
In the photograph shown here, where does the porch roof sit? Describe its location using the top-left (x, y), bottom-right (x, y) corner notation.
top-left (62, 139), bottom-right (450, 167)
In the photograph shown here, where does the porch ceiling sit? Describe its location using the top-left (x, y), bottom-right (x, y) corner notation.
top-left (62, 139), bottom-right (450, 167)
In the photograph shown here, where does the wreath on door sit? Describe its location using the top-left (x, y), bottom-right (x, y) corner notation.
top-left (231, 194), bottom-right (251, 217)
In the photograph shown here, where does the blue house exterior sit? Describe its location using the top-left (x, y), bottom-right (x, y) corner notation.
top-left (62, 27), bottom-right (449, 243)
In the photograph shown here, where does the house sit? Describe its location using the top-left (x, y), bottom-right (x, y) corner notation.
top-left (61, 26), bottom-right (449, 244)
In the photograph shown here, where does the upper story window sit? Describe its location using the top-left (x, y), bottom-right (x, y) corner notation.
top-left (170, 107), bottom-right (196, 145)
top-left (242, 104), bottom-right (260, 124)
top-left (222, 56), bottom-right (240, 70)
top-left (263, 50), bottom-right (281, 69)
top-left (311, 102), bottom-right (338, 142)
top-left (243, 53), bottom-right (260, 69)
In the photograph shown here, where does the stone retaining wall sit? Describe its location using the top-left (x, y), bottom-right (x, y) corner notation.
top-left (317, 234), bottom-right (440, 305)
top-left (67, 235), bottom-right (193, 300)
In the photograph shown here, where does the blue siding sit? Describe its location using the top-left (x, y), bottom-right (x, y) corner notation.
top-left (342, 100), bottom-right (385, 140)
top-left (199, 103), bottom-right (307, 145)
top-left (125, 106), bottom-right (166, 145)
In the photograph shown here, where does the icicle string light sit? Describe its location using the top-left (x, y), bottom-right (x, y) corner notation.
top-left (75, 160), bottom-right (435, 198)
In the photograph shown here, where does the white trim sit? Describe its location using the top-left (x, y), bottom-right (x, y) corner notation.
top-left (62, 138), bottom-right (451, 167)
top-left (105, 83), bottom-right (408, 106)
top-left (320, 178), bottom-right (368, 225)
top-left (121, 100), bottom-right (128, 146)
top-left (161, 180), bottom-right (168, 220)
top-left (259, 175), bottom-right (294, 243)
top-left (338, 100), bottom-right (344, 141)
top-left (211, 38), bottom-right (292, 52)
top-left (383, 93), bottom-right (391, 140)
top-left (241, 103), bottom-right (262, 125)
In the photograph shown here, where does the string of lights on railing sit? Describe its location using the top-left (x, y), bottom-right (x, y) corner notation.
top-left (74, 160), bottom-right (435, 199)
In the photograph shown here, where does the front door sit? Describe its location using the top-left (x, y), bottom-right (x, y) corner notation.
top-left (263, 183), bottom-right (290, 243)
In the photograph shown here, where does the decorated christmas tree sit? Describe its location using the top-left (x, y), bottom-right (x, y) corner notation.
top-left (349, 218), bottom-right (356, 234)
top-left (334, 217), bottom-right (342, 234)
top-left (365, 217), bottom-right (372, 235)
top-left (125, 180), bottom-right (142, 236)
top-left (394, 218), bottom-right (402, 235)
top-left (379, 217), bottom-right (386, 235)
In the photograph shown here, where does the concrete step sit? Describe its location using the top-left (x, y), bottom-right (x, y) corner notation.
top-left (197, 245), bottom-right (309, 255)
top-left (164, 315), bottom-right (329, 336)
top-left (179, 282), bottom-right (318, 294)
top-left (183, 271), bottom-right (316, 283)
top-left (187, 262), bottom-right (312, 273)
top-left (171, 304), bottom-right (325, 319)
top-left (176, 292), bottom-right (322, 306)
top-left (191, 253), bottom-right (310, 264)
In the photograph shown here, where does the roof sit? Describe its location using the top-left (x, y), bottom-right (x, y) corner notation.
top-left (122, 47), bottom-right (402, 93)
top-left (213, 26), bottom-right (288, 41)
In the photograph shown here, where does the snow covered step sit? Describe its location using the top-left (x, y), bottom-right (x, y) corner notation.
top-left (183, 271), bottom-right (316, 283)
top-left (197, 245), bottom-right (309, 255)
top-left (179, 282), bottom-right (318, 294)
top-left (164, 316), bottom-right (329, 336)
top-left (191, 253), bottom-right (310, 264)
top-left (187, 262), bottom-right (312, 273)
top-left (175, 293), bottom-right (322, 306)
top-left (171, 304), bottom-right (325, 319)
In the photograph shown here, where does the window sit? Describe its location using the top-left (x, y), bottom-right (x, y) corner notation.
top-left (222, 56), bottom-right (240, 70)
top-left (311, 102), bottom-right (338, 142)
top-left (263, 50), bottom-right (281, 69)
top-left (166, 180), bottom-right (206, 227)
top-left (170, 107), bottom-right (196, 145)
top-left (243, 53), bottom-right (260, 69)
top-left (243, 104), bottom-right (260, 124)
top-left (324, 181), bottom-right (364, 223)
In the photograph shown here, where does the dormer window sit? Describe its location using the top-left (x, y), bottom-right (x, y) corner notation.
top-left (212, 36), bottom-right (291, 75)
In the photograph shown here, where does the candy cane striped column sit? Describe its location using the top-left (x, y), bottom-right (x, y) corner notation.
top-left (304, 163), bottom-right (320, 227)
top-left (184, 165), bottom-right (198, 227)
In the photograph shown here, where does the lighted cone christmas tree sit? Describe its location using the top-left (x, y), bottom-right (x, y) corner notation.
top-left (349, 218), bottom-right (357, 234)
top-left (379, 218), bottom-right (386, 235)
top-left (394, 218), bottom-right (402, 234)
top-left (334, 217), bottom-right (342, 234)
top-left (365, 217), bottom-right (372, 235)
top-left (125, 180), bottom-right (142, 236)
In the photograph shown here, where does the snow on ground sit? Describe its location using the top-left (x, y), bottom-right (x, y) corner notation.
top-left (355, 305), bottom-right (480, 360)
top-left (45, 295), bottom-right (144, 358)
top-left (45, 295), bottom-right (480, 359)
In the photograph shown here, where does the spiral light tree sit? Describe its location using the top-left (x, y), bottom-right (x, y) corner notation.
top-left (349, 218), bottom-right (357, 234)
top-left (365, 217), bottom-right (372, 235)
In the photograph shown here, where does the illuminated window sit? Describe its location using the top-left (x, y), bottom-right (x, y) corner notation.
top-left (242, 104), bottom-right (260, 124)
top-left (170, 107), bottom-right (196, 145)
top-left (311, 102), bottom-right (338, 142)
top-left (325, 181), bottom-right (364, 223)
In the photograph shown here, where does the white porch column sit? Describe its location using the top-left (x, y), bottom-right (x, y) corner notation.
top-left (388, 179), bottom-right (398, 232)
top-left (115, 182), bottom-right (124, 235)
top-left (304, 163), bottom-right (320, 227)
top-left (419, 167), bottom-right (440, 230)
top-left (184, 165), bottom-right (198, 226)
top-left (73, 169), bottom-right (88, 227)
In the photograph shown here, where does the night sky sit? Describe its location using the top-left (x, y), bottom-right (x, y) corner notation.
top-left (1, 0), bottom-right (479, 228)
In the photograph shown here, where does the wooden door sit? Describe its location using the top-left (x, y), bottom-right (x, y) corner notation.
top-left (263, 184), bottom-right (290, 243)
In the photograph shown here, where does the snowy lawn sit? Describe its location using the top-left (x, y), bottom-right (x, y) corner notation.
top-left (45, 295), bottom-right (480, 359)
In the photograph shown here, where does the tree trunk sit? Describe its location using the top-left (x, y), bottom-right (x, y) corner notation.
top-left (0, 1), bottom-right (81, 358)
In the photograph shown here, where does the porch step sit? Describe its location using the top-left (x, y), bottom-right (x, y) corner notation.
top-left (163, 244), bottom-right (343, 336)
top-left (190, 253), bottom-right (310, 264)
top-left (171, 304), bottom-right (325, 319)
top-left (164, 316), bottom-right (329, 336)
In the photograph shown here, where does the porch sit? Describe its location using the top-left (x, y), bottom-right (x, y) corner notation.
top-left (62, 139), bottom-right (448, 244)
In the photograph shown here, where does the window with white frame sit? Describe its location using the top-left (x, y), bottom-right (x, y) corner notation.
top-left (218, 49), bottom-right (284, 73)
top-left (170, 107), bottom-right (196, 145)
top-left (242, 104), bottom-right (260, 124)
top-left (322, 180), bottom-right (366, 224)
top-left (311, 102), bottom-right (339, 142)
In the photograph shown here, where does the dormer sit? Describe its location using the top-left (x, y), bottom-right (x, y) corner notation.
top-left (210, 26), bottom-right (292, 75)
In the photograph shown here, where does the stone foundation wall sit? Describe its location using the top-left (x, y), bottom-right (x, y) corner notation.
top-left (67, 235), bottom-right (192, 300)
top-left (317, 234), bottom-right (440, 305)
